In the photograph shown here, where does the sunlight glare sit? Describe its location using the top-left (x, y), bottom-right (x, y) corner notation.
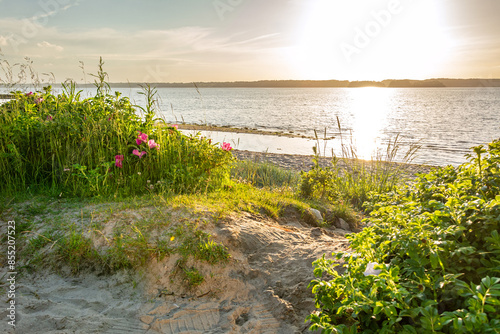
top-left (347, 88), bottom-right (392, 160)
top-left (290, 0), bottom-right (454, 80)
top-left (291, 0), bottom-right (358, 79)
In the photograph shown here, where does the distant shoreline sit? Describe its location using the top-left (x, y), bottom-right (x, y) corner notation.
top-left (3, 78), bottom-right (500, 89)
top-left (118, 78), bottom-right (500, 88)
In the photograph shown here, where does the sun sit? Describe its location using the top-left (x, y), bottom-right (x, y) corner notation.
top-left (288, 0), bottom-right (454, 80)
top-left (289, 0), bottom-right (357, 79)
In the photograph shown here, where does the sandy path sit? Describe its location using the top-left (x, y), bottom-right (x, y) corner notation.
top-left (1, 210), bottom-right (350, 333)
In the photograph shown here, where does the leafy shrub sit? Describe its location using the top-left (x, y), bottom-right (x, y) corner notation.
top-left (0, 72), bottom-right (234, 197)
top-left (308, 140), bottom-right (500, 333)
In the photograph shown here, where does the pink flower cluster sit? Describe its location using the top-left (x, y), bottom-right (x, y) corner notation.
top-left (115, 155), bottom-right (124, 168)
top-left (136, 131), bottom-right (148, 145)
top-left (221, 142), bottom-right (232, 151)
top-left (136, 131), bottom-right (159, 151)
top-left (114, 131), bottom-right (161, 168)
top-left (133, 149), bottom-right (147, 158)
top-left (148, 139), bottom-right (159, 150)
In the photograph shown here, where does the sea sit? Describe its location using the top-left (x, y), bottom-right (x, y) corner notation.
top-left (3, 86), bottom-right (500, 166)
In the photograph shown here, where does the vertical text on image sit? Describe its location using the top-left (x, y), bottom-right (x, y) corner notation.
top-left (6, 220), bottom-right (16, 327)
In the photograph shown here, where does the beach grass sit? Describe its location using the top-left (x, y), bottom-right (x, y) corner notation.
top-left (231, 159), bottom-right (301, 190)
top-left (0, 70), bottom-right (234, 198)
top-left (299, 123), bottom-right (421, 210)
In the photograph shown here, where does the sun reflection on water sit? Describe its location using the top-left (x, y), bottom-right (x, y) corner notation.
top-left (345, 88), bottom-right (393, 160)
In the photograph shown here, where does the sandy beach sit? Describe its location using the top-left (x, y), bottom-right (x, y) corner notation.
top-left (232, 149), bottom-right (435, 176)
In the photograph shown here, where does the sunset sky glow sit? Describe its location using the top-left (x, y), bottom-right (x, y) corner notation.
top-left (1, 0), bottom-right (499, 83)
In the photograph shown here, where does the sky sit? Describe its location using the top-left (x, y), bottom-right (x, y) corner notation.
top-left (0, 0), bottom-right (499, 83)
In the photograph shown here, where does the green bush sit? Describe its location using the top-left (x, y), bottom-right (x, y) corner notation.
top-left (0, 81), bottom-right (234, 197)
top-left (308, 140), bottom-right (500, 333)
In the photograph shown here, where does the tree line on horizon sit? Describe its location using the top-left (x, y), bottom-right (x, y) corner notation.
top-left (99, 78), bottom-right (500, 88)
top-left (3, 78), bottom-right (500, 90)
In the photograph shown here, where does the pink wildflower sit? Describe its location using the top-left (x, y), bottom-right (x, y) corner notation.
top-left (132, 149), bottom-right (147, 158)
top-left (115, 155), bottom-right (124, 168)
top-left (172, 124), bottom-right (178, 130)
top-left (35, 97), bottom-right (44, 104)
top-left (148, 139), bottom-right (159, 150)
top-left (221, 142), bottom-right (232, 151)
top-left (137, 131), bottom-right (148, 143)
top-left (46, 115), bottom-right (53, 121)
top-left (26, 92), bottom-right (33, 96)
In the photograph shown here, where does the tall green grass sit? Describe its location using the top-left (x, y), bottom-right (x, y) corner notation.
top-left (231, 159), bottom-right (300, 189)
top-left (0, 60), bottom-right (234, 197)
top-left (300, 119), bottom-right (420, 210)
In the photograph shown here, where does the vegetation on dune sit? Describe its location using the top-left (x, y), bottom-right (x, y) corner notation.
top-left (3, 57), bottom-right (499, 332)
top-left (308, 140), bottom-right (500, 333)
top-left (0, 58), bottom-right (347, 289)
top-left (299, 125), bottom-right (420, 211)
top-left (0, 59), bottom-right (234, 198)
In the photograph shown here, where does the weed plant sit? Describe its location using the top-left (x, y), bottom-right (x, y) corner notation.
top-left (177, 227), bottom-right (230, 265)
top-left (300, 120), bottom-right (420, 210)
top-left (308, 139), bottom-right (500, 333)
top-left (0, 59), bottom-right (234, 197)
top-left (56, 228), bottom-right (103, 273)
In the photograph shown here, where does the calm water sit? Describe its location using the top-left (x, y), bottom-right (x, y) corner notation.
top-left (5, 87), bottom-right (500, 166)
top-left (120, 87), bottom-right (500, 166)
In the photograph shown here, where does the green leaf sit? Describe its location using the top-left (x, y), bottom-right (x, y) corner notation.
top-left (483, 304), bottom-right (496, 313)
top-left (383, 305), bottom-right (398, 318)
top-left (430, 251), bottom-right (440, 269)
top-left (402, 325), bottom-right (418, 334)
top-left (373, 301), bottom-right (384, 315)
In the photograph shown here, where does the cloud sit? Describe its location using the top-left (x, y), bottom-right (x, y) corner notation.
top-left (0, 18), bottom-right (294, 81)
top-left (37, 41), bottom-right (63, 52)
